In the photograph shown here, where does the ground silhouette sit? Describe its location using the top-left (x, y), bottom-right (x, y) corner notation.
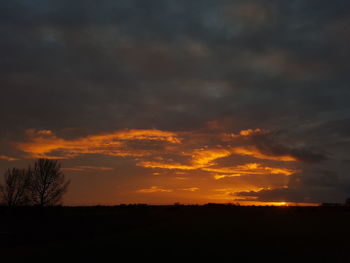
top-left (1, 205), bottom-right (350, 261)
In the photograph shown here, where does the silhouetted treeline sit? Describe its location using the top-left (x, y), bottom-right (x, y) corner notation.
top-left (0, 159), bottom-right (70, 207)
top-left (2, 205), bottom-right (350, 261)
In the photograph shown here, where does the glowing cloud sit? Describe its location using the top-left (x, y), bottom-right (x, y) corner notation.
top-left (191, 148), bottom-right (232, 166)
top-left (239, 128), bottom-right (267, 136)
top-left (16, 129), bottom-right (180, 159)
top-left (137, 148), bottom-right (232, 171)
top-left (208, 187), bottom-right (266, 201)
top-left (181, 187), bottom-right (200, 192)
top-left (15, 127), bottom-right (299, 184)
top-left (226, 128), bottom-right (268, 138)
top-left (137, 161), bottom-right (196, 170)
top-left (208, 163), bottom-right (295, 178)
top-left (0, 155), bottom-right (19, 161)
top-left (213, 174), bottom-right (241, 180)
top-left (136, 186), bottom-right (199, 194)
top-left (137, 186), bottom-right (173, 193)
top-left (231, 147), bottom-right (297, 162)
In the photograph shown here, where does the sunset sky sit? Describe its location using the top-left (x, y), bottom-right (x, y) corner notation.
top-left (1, 0), bottom-right (350, 205)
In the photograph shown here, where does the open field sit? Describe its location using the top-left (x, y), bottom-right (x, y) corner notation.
top-left (1, 205), bottom-right (350, 261)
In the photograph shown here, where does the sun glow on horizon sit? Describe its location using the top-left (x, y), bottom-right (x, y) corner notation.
top-left (273, 202), bottom-right (288, 206)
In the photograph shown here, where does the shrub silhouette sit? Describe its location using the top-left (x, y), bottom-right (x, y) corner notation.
top-left (0, 168), bottom-right (31, 206)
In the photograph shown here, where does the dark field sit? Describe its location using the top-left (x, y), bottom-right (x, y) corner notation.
top-left (1, 205), bottom-right (350, 262)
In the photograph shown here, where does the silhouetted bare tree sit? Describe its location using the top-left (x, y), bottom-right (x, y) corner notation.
top-left (29, 159), bottom-right (70, 206)
top-left (0, 168), bottom-right (31, 206)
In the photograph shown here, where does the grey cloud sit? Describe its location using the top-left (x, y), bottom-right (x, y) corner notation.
top-left (1, 1), bottom-right (350, 203)
top-left (1, 0), bottom-right (349, 135)
top-left (248, 132), bottom-right (328, 163)
top-left (234, 168), bottom-right (349, 203)
top-left (234, 185), bottom-right (348, 204)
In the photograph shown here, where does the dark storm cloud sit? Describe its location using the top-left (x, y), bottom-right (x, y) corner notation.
top-left (1, 0), bottom-right (350, 203)
top-left (248, 132), bottom-right (328, 163)
top-left (234, 168), bottom-right (348, 203)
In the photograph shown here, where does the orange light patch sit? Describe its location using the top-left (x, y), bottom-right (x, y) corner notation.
top-left (109, 129), bottom-right (181, 144)
top-left (213, 174), bottom-right (241, 179)
top-left (208, 163), bottom-right (295, 178)
top-left (16, 129), bottom-right (180, 159)
top-left (0, 155), bottom-right (19, 161)
top-left (239, 128), bottom-right (267, 136)
top-left (208, 187), bottom-right (265, 201)
top-left (273, 202), bottom-right (287, 206)
top-left (232, 146), bottom-right (297, 162)
top-left (137, 161), bottom-right (197, 170)
top-left (137, 186), bottom-right (173, 193)
top-left (191, 148), bottom-right (232, 166)
top-left (181, 187), bottom-right (200, 192)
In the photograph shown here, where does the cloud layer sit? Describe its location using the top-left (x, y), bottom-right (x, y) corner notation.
top-left (1, 0), bottom-right (350, 204)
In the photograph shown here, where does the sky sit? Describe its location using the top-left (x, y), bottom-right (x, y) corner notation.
top-left (1, 0), bottom-right (350, 205)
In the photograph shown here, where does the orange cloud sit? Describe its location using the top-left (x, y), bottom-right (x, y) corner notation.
top-left (213, 174), bottom-right (241, 180)
top-left (181, 187), bottom-right (200, 192)
top-left (137, 161), bottom-right (196, 170)
top-left (16, 129), bottom-right (180, 159)
top-left (136, 186), bottom-right (173, 193)
top-left (136, 142), bottom-right (297, 178)
top-left (136, 186), bottom-right (199, 194)
top-left (190, 146), bottom-right (296, 165)
top-left (139, 157), bottom-right (295, 178)
top-left (137, 148), bottom-right (232, 170)
top-left (0, 155), bottom-right (19, 161)
top-left (207, 163), bottom-right (295, 178)
top-left (225, 128), bottom-right (269, 139)
top-left (106, 129), bottom-right (181, 143)
top-left (32, 129), bottom-right (54, 136)
top-left (8, 125), bottom-right (311, 205)
top-left (15, 127), bottom-right (298, 184)
top-left (16, 128), bottom-right (296, 164)
top-left (239, 128), bottom-right (267, 136)
top-left (190, 148), bottom-right (232, 166)
top-left (208, 187), bottom-right (266, 201)
top-left (231, 147), bottom-right (297, 162)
